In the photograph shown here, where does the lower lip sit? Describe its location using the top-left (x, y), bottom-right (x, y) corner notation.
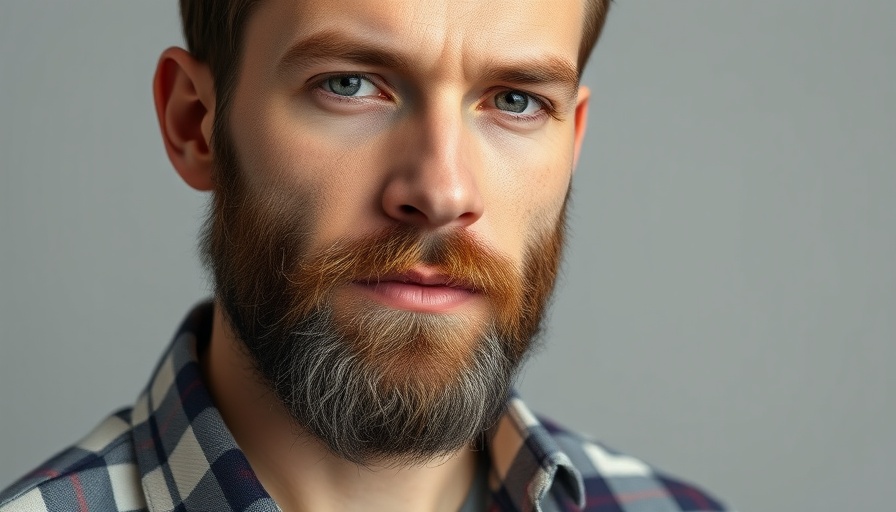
top-left (351, 281), bottom-right (476, 313)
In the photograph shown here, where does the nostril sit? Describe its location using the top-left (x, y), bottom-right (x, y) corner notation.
top-left (399, 204), bottom-right (420, 215)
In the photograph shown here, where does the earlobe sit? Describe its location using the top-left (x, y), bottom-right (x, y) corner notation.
top-left (153, 47), bottom-right (216, 191)
top-left (571, 85), bottom-right (590, 173)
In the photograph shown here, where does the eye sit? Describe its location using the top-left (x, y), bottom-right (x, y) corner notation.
top-left (321, 74), bottom-right (381, 97)
top-left (493, 90), bottom-right (543, 116)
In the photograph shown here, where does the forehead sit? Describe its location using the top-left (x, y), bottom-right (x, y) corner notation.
top-left (243, 0), bottom-right (585, 77)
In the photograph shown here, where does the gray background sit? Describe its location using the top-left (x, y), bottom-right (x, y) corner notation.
top-left (1, 2), bottom-right (893, 511)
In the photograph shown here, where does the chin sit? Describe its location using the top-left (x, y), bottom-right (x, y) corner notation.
top-left (330, 293), bottom-right (496, 389)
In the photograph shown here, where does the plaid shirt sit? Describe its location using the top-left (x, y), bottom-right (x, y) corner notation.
top-left (1, 302), bottom-right (730, 512)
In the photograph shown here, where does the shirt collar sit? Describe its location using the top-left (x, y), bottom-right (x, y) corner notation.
top-left (488, 396), bottom-right (585, 510)
top-left (131, 301), bottom-right (584, 512)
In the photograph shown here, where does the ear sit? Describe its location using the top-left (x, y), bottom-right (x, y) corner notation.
top-left (153, 47), bottom-right (216, 191)
top-left (571, 85), bottom-right (590, 173)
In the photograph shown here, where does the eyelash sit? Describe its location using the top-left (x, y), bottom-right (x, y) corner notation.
top-left (311, 73), bottom-right (559, 122)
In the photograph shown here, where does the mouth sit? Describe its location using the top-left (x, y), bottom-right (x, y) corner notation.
top-left (351, 268), bottom-right (478, 313)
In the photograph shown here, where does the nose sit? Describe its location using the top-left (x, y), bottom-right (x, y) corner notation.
top-left (381, 105), bottom-right (484, 229)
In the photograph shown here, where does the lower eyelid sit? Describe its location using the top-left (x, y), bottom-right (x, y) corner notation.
top-left (506, 111), bottom-right (549, 122)
top-left (486, 108), bottom-right (551, 129)
top-left (310, 88), bottom-right (397, 115)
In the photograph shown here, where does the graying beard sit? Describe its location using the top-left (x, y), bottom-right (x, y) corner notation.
top-left (248, 307), bottom-right (515, 466)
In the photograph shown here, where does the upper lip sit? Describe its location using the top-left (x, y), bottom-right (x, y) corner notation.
top-left (356, 269), bottom-right (474, 290)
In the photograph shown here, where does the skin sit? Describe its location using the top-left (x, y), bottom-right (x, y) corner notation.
top-left (153, 0), bottom-right (590, 510)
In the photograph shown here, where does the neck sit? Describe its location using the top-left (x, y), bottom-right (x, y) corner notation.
top-left (203, 303), bottom-right (479, 512)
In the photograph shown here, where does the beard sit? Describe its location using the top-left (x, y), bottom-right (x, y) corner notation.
top-left (201, 124), bottom-right (567, 465)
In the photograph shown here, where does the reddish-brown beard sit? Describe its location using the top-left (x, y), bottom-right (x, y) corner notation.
top-left (202, 124), bottom-right (567, 462)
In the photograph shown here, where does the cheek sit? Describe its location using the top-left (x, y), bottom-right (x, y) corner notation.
top-left (231, 101), bottom-right (393, 240)
top-left (234, 101), bottom-right (362, 189)
top-left (478, 125), bottom-right (573, 260)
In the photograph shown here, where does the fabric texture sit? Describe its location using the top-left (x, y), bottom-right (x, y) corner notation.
top-left (1, 302), bottom-right (731, 512)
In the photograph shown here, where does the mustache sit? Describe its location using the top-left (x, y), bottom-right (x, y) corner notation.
top-left (282, 225), bottom-right (522, 322)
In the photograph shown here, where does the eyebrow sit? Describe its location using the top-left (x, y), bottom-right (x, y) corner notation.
top-left (277, 30), bottom-right (580, 103)
top-left (480, 58), bottom-right (581, 105)
top-left (277, 30), bottom-right (411, 76)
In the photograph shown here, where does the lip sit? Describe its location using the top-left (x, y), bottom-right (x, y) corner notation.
top-left (356, 269), bottom-right (474, 290)
top-left (351, 269), bottom-right (477, 312)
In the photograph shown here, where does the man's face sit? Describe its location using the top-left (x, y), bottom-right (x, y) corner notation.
top-left (205, 0), bottom-right (588, 463)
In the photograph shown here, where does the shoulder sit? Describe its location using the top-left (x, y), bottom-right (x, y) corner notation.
top-left (0, 409), bottom-right (146, 512)
top-left (540, 416), bottom-right (733, 512)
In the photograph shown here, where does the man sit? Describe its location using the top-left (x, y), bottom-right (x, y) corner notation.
top-left (0, 0), bottom-right (729, 511)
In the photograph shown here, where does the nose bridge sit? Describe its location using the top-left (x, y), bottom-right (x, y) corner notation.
top-left (420, 98), bottom-right (465, 183)
top-left (382, 93), bottom-right (484, 228)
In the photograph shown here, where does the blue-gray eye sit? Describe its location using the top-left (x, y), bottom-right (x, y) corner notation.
top-left (322, 75), bottom-right (382, 97)
top-left (495, 91), bottom-right (530, 113)
top-left (327, 75), bottom-right (363, 96)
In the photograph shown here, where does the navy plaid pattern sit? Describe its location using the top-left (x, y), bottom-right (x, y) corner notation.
top-left (1, 302), bottom-right (731, 511)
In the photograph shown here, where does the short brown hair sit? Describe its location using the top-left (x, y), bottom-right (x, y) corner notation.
top-left (180, 0), bottom-right (610, 139)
